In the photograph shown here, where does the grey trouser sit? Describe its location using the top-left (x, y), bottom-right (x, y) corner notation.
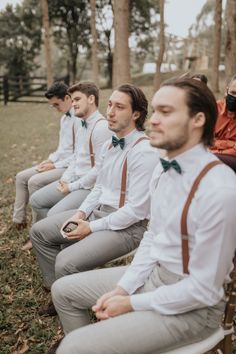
top-left (30, 205), bottom-right (148, 288)
top-left (30, 180), bottom-right (90, 221)
top-left (52, 265), bottom-right (225, 354)
top-left (13, 166), bottom-right (65, 224)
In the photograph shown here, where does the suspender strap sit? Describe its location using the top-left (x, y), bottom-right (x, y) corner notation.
top-left (89, 118), bottom-right (105, 167)
top-left (119, 136), bottom-right (149, 208)
top-left (181, 160), bottom-right (222, 274)
top-left (72, 123), bottom-right (75, 153)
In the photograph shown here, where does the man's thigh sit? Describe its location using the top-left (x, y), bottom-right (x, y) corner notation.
top-left (31, 209), bottom-right (78, 245)
top-left (16, 166), bottom-right (38, 183)
top-left (30, 180), bottom-right (64, 209)
top-left (55, 228), bottom-right (133, 275)
top-left (48, 188), bottom-right (91, 217)
top-left (29, 168), bottom-right (65, 189)
top-left (57, 308), bottom-right (201, 354)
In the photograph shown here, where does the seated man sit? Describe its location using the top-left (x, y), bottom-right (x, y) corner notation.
top-left (51, 79), bottom-right (236, 354)
top-left (30, 81), bottom-right (111, 221)
top-left (30, 84), bottom-right (159, 315)
top-left (12, 81), bottom-right (78, 249)
top-left (210, 74), bottom-right (236, 172)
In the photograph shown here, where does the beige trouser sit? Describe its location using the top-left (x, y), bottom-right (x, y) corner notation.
top-left (30, 205), bottom-right (148, 288)
top-left (52, 265), bottom-right (225, 354)
top-left (13, 166), bottom-right (65, 224)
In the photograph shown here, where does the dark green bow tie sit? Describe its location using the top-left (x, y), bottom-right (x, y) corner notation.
top-left (160, 158), bottom-right (182, 174)
top-left (65, 111), bottom-right (71, 117)
top-left (112, 136), bottom-right (125, 149)
top-left (81, 119), bottom-right (87, 128)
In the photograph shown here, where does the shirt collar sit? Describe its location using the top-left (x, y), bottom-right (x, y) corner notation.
top-left (113, 129), bottom-right (141, 147)
top-left (85, 110), bottom-right (100, 125)
top-left (169, 144), bottom-right (207, 174)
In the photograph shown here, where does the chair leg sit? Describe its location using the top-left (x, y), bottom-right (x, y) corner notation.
top-left (222, 335), bottom-right (232, 354)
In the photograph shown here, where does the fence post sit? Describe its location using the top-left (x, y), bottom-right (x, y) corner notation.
top-left (3, 75), bottom-right (9, 105)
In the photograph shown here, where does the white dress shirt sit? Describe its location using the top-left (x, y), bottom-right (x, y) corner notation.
top-left (49, 109), bottom-right (79, 168)
top-left (61, 111), bottom-right (112, 190)
top-left (79, 129), bottom-right (160, 232)
top-left (118, 144), bottom-right (236, 314)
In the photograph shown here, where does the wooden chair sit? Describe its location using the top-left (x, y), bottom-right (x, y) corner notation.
top-left (166, 252), bottom-right (236, 354)
top-left (105, 248), bottom-right (137, 267)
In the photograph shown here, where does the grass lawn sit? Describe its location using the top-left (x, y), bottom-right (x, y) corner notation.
top-left (0, 85), bottom-right (235, 353)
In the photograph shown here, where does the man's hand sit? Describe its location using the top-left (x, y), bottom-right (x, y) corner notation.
top-left (57, 180), bottom-right (69, 194)
top-left (37, 160), bottom-right (55, 172)
top-left (60, 211), bottom-right (88, 240)
top-left (92, 286), bottom-right (131, 320)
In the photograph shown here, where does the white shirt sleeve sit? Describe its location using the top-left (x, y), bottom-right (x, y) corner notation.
top-left (119, 188), bottom-right (236, 314)
top-left (89, 148), bottom-right (158, 232)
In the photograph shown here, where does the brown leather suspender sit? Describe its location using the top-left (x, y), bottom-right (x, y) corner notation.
top-left (72, 123), bottom-right (75, 153)
top-left (108, 136), bottom-right (149, 208)
top-left (180, 160), bottom-right (222, 274)
top-left (89, 118), bottom-right (105, 167)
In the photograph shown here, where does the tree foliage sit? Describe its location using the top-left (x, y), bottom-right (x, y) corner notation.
top-left (48, 0), bottom-right (91, 83)
top-left (0, 1), bottom-right (41, 77)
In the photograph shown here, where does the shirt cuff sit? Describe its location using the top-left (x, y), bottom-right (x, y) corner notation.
top-left (68, 181), bottom-right (81, 192)
top-left (89, 218), bottom-right (109, 232)
top-left (54, 161), bottom-right (65, 168)
top-left (130, 292), bottom-right (153, 311)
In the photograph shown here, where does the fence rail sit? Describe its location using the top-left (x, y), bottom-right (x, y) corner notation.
top-left (0, 75), bottom-right (70, 105)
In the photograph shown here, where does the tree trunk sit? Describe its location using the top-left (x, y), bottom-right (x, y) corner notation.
top-left (153, 0), bottom-right (165, 91)
top-left (212, 0), bottom-right (222, 93)
top-left (225, 0), bottom-right (236, 81)
top-left (41, 0), bottom-right (53, 87)
top-left (90, 0), bottom-right (99, 85)
top-left (112, 0), bottom-right (131, 88)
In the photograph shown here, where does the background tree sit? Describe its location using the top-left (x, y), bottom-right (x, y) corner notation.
top-left (41, 0), bottom-right (53, 87)
top-left (112, 0), bottom-right (131, 87)
top-left (154, 0), bottom-right (165, 91)
top-left (48, 0), bottom-right (90, 83)
top-left (212, 0), bottom-right (222, 93)
top-left (225, 0), bottom-right (236, 80)
top-left (0, 1), bottom-right (41, 78)
top-left (90, 0), bottom-right (99, 85)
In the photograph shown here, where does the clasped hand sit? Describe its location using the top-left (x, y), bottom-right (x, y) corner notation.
top-left (92, 287), bottom-right (133, 320)
top-left (57, 180), bottom-right (69, 194)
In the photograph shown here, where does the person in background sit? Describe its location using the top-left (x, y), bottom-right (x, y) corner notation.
top-left (210, 74), bottom-right (236, 172)
top-left (13, 81), bottom-right (78, 251)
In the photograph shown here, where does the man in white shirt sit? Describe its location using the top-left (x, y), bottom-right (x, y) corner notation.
top-left (29, 81), bottom-right (111, 221)
top-left (30, 84), bottom-right (159, 316)
top-left (50, 78), bottom-right (236, 354)
top-left (12, 82), bottom-right (77, 248)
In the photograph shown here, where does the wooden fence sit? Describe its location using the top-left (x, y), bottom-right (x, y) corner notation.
top-left (0, 75), bottom-right (70, 105)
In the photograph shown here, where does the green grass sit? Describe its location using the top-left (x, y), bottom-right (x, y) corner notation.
top-left (0, 85), bottom-right (235, 353)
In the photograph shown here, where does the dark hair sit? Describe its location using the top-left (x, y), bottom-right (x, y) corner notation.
top-left (116, 84), bottom-right (148, 131)
top-left (191, 74), bottom-right (208, 85)
top-left (161, 78), bottom-right (217, 146)
top-left (45, 81), bottom-right (69, 99)
top-left (68, 81), bottom-right (99, 107)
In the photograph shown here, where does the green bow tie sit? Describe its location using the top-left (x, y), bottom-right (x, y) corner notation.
top-left (112, 136), bottom-right (125, 149)
top-left (160, 158), bottom-right (182, 174)
top-left (81, 119), bottom-right (87, 128)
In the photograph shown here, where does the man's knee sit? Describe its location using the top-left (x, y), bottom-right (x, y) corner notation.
top-left (55, 249), bottom-right (80, 279)
top-left (29, 191), bottom-right (41, 210)
top-left (16, 170), bottom-right (30, 185)
top-left (28, 174), bottom-right (42, 194)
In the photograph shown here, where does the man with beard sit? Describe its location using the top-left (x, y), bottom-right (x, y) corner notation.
top-left (210, 74), bottom-right (236, 172)
top-left (50, 79), bottom-right (236, 354)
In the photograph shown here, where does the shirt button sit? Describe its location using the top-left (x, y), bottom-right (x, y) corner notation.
top-left (228, 128), bottom-right (231, 131)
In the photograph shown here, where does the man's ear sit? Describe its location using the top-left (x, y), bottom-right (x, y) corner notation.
top-left (193, 112), bottom-right (205, 128)
top-left (88, 95), bottom-right (95, 104)
top-left (132, 111), bottom-right (141, 121)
